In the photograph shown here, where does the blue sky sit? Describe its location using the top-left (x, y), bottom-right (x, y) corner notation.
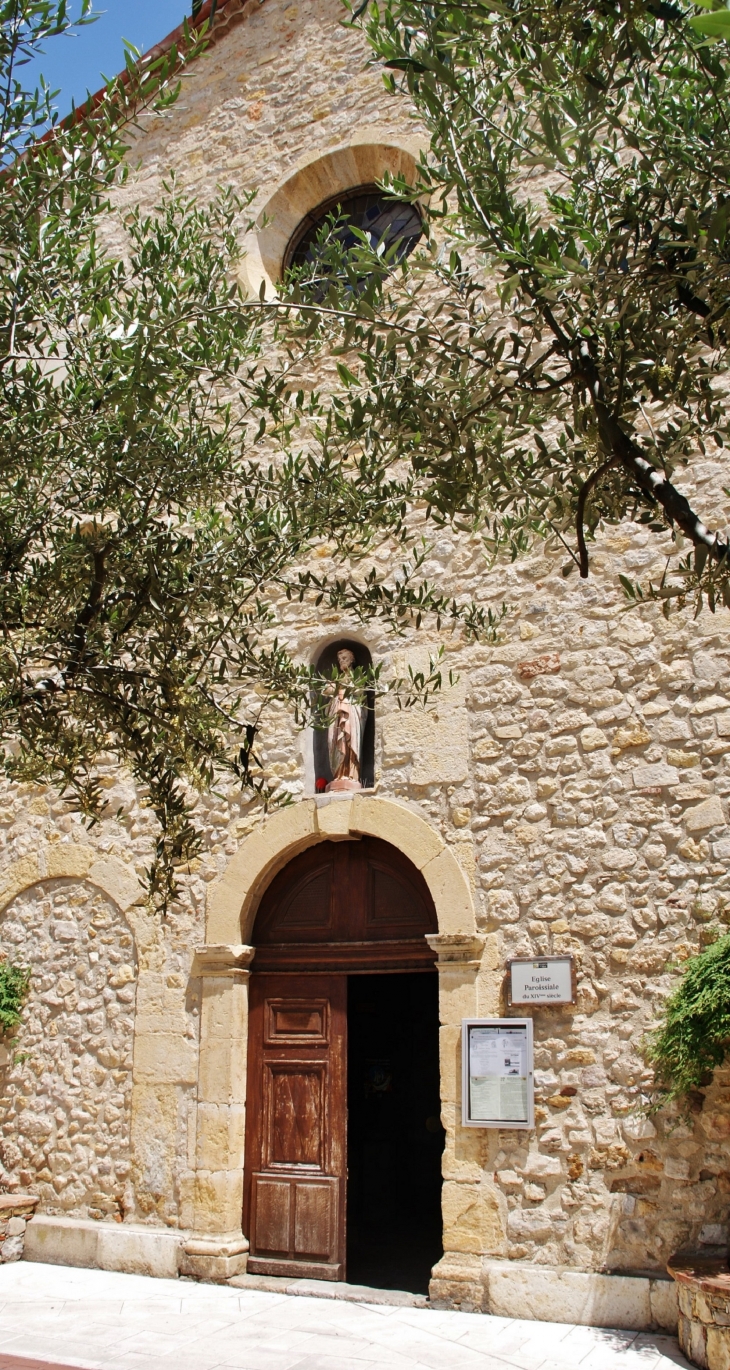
top-left (26, 2), bottom-right (190, 117)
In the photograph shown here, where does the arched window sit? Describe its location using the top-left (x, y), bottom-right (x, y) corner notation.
top-left (285, 184), bottom-right (423, 289)
top-left (313, 639), bottom-right (375, 793)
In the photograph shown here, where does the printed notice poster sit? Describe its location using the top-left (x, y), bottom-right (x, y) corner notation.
top-left (462, 1019), bottom-right (533, 1128)
top-left (509, 956), bottom-right (574, 1006)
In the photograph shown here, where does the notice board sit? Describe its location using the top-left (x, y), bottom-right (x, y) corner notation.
top-left (461, 1018), bottom-right (534, 1129)
top-left (508, 955), bottom-right (575, 1007)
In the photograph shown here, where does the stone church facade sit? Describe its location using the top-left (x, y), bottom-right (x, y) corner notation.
top-left (1, 0), bottom-right (730, 1329)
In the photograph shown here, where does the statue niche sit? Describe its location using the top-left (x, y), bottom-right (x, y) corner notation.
top-left (313, 640), bottom-right (374, 793)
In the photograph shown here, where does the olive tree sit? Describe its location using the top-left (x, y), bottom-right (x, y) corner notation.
top-left (0, 3), bottom-right (496, 909)
top-left (298, 0), bottom-right (730, 613)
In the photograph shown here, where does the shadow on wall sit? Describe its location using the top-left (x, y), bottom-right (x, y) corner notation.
top-left (0, 879), bottom-right (136, 1219)
top-left (601, 1067), bottom-right (730, 1275)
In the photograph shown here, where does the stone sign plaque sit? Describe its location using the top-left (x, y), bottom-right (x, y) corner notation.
top-left (508, 955), bottom-right (575, 1006)
top-left (461, 1018), bottom-right (534, 1129)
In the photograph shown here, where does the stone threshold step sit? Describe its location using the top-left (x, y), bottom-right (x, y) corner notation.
top-left (228, 1272), bottom-right (428, 1307)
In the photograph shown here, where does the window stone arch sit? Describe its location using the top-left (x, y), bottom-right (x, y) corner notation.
top-left (242, 137), bottom-right (427, 298)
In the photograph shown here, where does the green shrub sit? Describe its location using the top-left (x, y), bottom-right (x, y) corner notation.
top-left (0, 959), bottom-right (31, 1035)
top-left (645, 935), bottom-right (730, 1107)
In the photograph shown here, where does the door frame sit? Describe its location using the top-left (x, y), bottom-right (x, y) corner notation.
top-left (183, 795), bottom-right (487, 1304)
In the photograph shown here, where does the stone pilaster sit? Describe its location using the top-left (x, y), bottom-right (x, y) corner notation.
top-left (426, 934), bottom-right (498, 1311)
top-left (180, 944), bottom-right (255, 1282)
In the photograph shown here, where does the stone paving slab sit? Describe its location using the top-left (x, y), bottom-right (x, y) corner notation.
top-left (0, 1263), bottom-right (692, 1370)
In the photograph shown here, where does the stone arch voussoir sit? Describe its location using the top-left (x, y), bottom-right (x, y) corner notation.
top-left (206, 795), bottom-right (476, 946)
top-left (242, 132), bottom-right (428, 297)
top-left (0, 843), bottom-right (146, 938)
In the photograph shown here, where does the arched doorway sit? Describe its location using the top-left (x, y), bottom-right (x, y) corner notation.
top-left (242, 835), bottom-right (444, 1292)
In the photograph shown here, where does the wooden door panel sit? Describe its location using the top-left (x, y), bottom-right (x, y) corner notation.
top-left (294, 1178), bottom-right (336, 1258)
top-left (253, 837), bottom-right (438, 952)
top-left (265, 1062), bottom-right (325, 1169)
top-left (264, 998), bottom-right (329, 1046)
top-left (250, 1174), bottom-right (337, 1260)
top-left (252, 1176), bottom-right (291, 1255)
top-left (276, 867), bottom-right (333, 934)
top-left (244, 974), bottom-right (346, 1280)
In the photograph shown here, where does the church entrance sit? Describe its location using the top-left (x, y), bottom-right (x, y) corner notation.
top-left (243, 837), bottom-right (444, 1293)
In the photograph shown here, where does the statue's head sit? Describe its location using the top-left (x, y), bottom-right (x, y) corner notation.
top-left (336, 648), bottom-right (356, 671)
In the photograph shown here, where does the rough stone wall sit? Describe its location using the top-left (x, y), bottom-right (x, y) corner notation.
top-left (0, 879), bottom-right (135, 1217)
top-left (383, 531), bottom-right (730, 1277)
top-left (116, 0), bottom-right (416, 229)
top-left (0, 0), bottom-right (729, 1285)
top-left (0, 1194), bottom-right (37, 1263)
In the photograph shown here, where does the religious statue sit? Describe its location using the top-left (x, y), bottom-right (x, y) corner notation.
top-left (323, 647), bottom-right (365, 792)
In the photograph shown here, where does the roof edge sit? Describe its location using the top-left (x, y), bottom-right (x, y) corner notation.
top-left (62, 0), bottom-right (252, 130)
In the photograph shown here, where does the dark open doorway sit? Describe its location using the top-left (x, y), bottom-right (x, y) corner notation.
top-left (347, 972), bottom-right (444, 1295)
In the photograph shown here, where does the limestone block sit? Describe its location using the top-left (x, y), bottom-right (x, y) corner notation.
top-left (0, 853), bottom-right (40, 910)
top-left (315, 797), bottom-right (353, 837)
top-left (633, 762), bottom-right (680, 789)
top-left (496, 775), bottom-right (532, 806)
top-left (133, 1033), bottom-right (197, 1086)
top-left (614, 614), bottom-right (654, 646)
top-left (179, 1248), bottom-right (247, 1282)
top-left (134, 973), bottom-right (188, 1035)
top-left (430, 1252), bottom-right (486, 1312)
top-left (350, 794), bottom-right (444, 869)
top-left (196, 1102), bottom-right (246, 1171)
top-left (581, 727), bottom-right (609, 751)
top-left (707, 1326), bottom-right (730, 1370)
top-left (483, 1262), bottom-right (654, 1329)
top-left (441, 1180), bottom-right (505, 1255)
top-left (192, 1168), bottom-right (245, 1234)
top-left (198, 1037), bottom-right (245, 1105)
top-left (130, 1083), bottom-right (179, 1211)
top-left (96, 1224), bottom-right (183, 1279)
top-left (382, 707), bottom-right (469, 785)
top-left (24, 1214), bottom-right (100, 1268)
top-left (201, 975), bottom-right (248, 1041)
top-left (43, 843), bottom-right (94, 882)
top-left (517, 652), bottom-right (560, 678)
top-left (437, 969), bottom-right (480, 1025)
top-left (24, 1215), bottom-right (184, 1279)
top-left (89, 856), bottom-right (144, 912)
top-left (650, 1279), bottom-right (679, 1332)
top-left (421, 846), bottom-right (475, 934)
top-left (0, 1235), bottom-right (23, 1262)
top-left (596, 882), bottom-right (627, 913)
top-left (520, 1153), bottom-right (562, 1179)
top-left (685, 796), bottom-right (725, 833)
top-left (442, 1118), bottom-right (487, 1183)
top-left (487, 889), bottom-right (520, 923)
top-left (691, 1320), bottom-right (710, 1368)
top-left (612, 723), bottom-right (652, 753)
top-left (507, 1208), bottom-right (553, 1242)
top-left (692, 694), bottom-right (729, 715)
top-left (439, 1024), bottom-right (463, 1098)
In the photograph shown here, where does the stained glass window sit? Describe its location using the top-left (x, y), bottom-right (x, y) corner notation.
top-left (285, 185), bottom-right (423, 280)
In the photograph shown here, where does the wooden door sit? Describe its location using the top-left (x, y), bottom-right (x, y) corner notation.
top-left (243, 973), bottom-right (347, 1280)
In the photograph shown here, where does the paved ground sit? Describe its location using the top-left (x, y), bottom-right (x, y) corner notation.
top-left (0, 1261), bottom-right (690, 1370)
